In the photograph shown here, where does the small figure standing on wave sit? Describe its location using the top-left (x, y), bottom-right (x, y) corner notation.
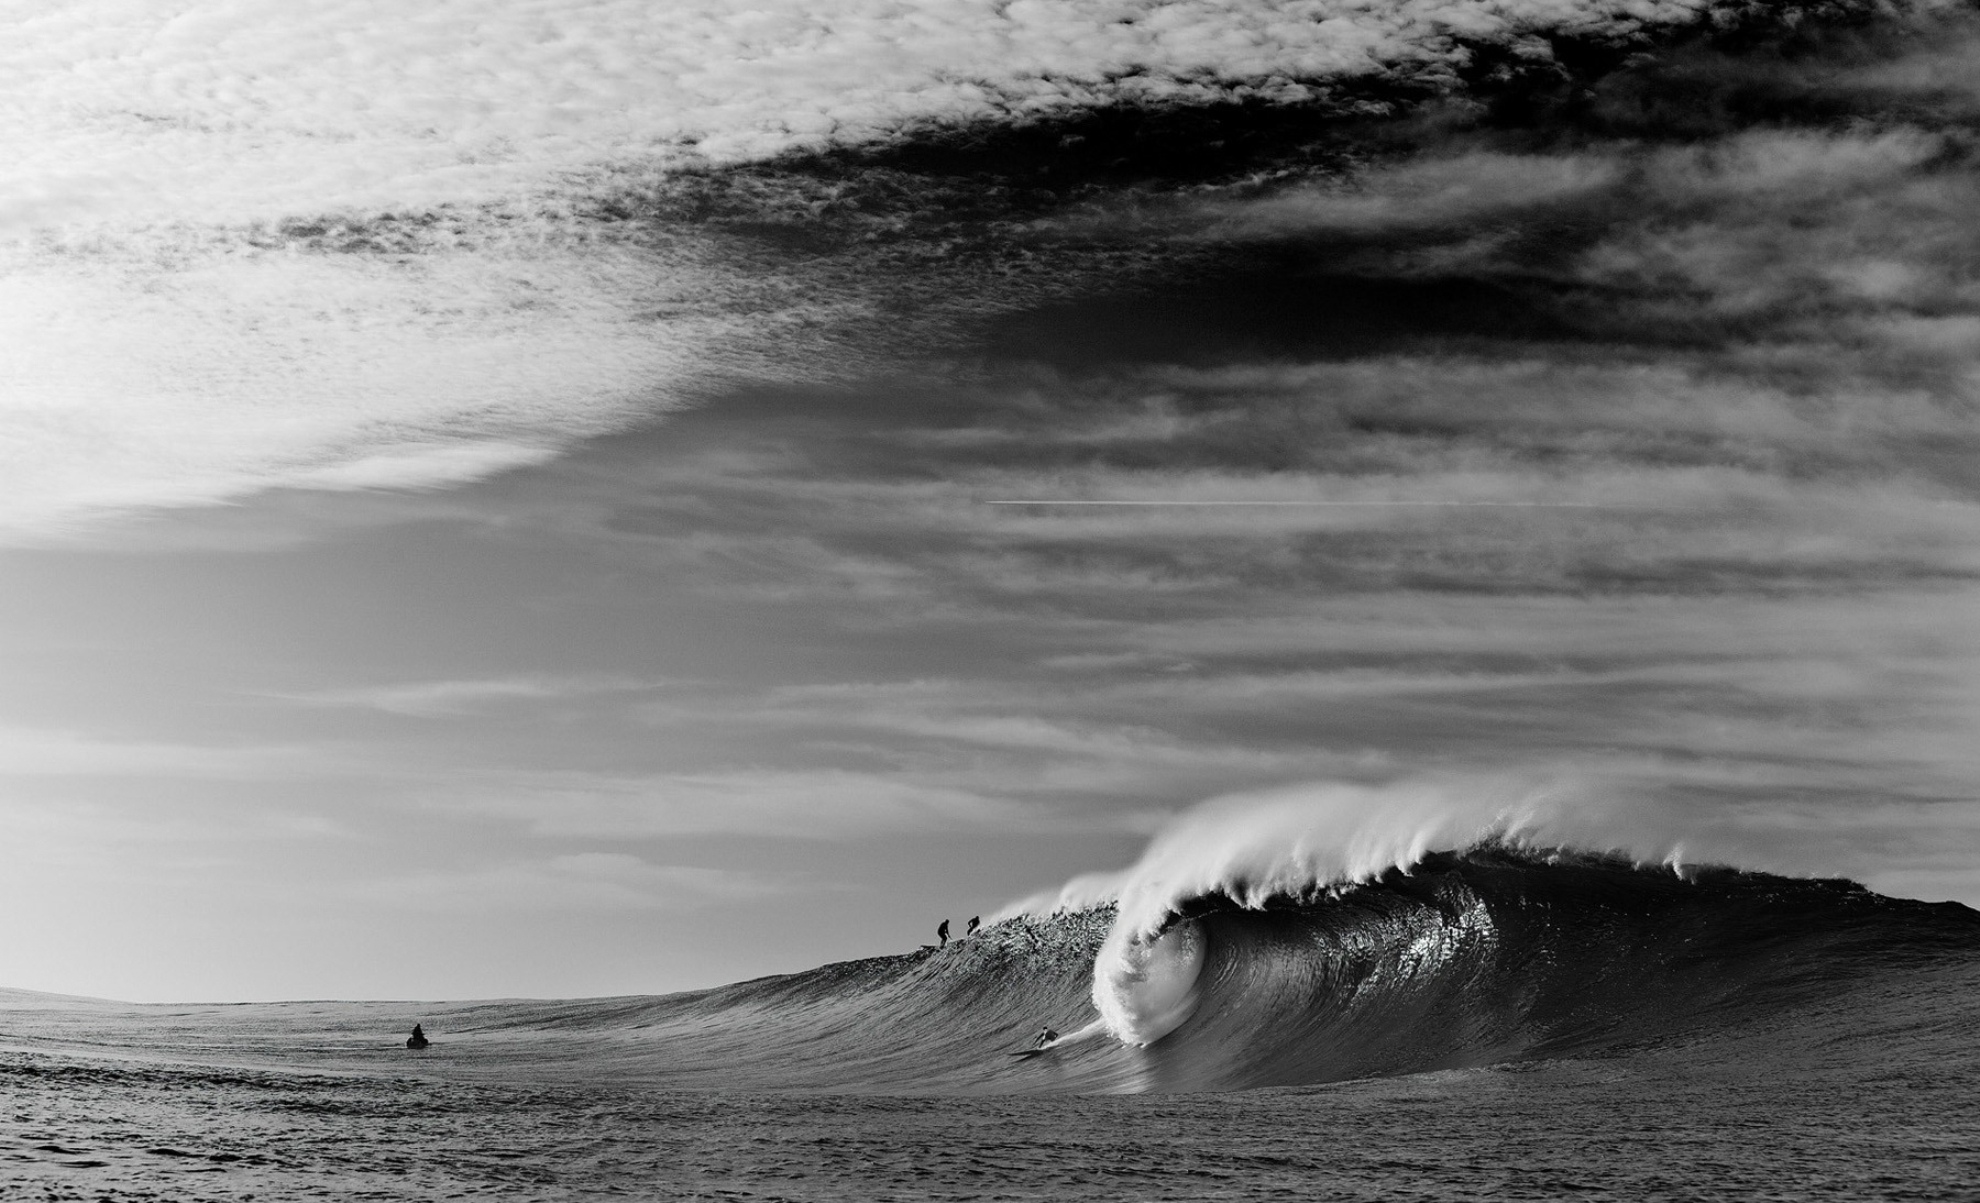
top-left (937, 919), bottom-right (950, 948)
top-left (966, 916), bottom-right (979, 936)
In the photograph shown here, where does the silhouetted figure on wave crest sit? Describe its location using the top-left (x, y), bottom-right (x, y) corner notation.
top-left (937, 919), bottom-right (950, 948)
top-left (967, 916), bottom-right (979, 936)
top-left (406, 1023), bottom-right (430, 1050)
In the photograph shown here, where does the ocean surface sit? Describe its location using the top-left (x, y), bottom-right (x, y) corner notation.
top-left (6, 848), bottom-right (1979, 1201)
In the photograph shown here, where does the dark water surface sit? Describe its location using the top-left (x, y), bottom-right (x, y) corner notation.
top-left (5, 988), bottom-right (1977, 1203)
top-left (6, 982), bottom-right (1978, 1202)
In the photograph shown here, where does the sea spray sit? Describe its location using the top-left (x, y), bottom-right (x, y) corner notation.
top-left (1100, 776), bottom-right (1570, 941)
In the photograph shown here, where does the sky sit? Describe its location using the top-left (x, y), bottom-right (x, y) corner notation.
top-left (3, 0), bottom-right (1978, 1002)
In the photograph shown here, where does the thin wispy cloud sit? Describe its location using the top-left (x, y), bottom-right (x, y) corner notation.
top-left (984, 500), bottom-right (1624, 508)
top-left (0, 725), bottom-right (321, 780)
top-left (279, 675), bottom-right (668, 718)
top-left (420, 768), bottom-right (1151, 840)
top-left (352, 855), bottom-right (798, 914)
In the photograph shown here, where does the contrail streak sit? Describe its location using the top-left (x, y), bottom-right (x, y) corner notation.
top-left (984, 500), bottom-right (1617, 508)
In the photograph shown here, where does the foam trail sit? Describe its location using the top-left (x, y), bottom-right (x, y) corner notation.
top-left (1052, 1019), bottom-right (1111, 1048)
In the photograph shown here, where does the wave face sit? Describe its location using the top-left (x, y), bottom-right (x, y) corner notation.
top-left (492, 847), bottom-right (1980, 1094)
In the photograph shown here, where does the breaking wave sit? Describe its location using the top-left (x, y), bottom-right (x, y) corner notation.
top-left (446, 791), bottom-right (1980, 1094)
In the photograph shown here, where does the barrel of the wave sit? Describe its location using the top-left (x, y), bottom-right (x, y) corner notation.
top-left (1093, 918), bottom-right (1207, 1046)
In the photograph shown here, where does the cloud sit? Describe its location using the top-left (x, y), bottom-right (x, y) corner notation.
top-left (350, 854), bottom-right (795, 913)
top-left (0, 725), bottom-right (318, 779)
top-left (280, 674), bottom-right (666, 718)
top-left (286, 443), bottom-right (564, 493)
top-left (421, 768), bottom-right (1134, 839)
top-left (282, 284), bottom-right (1970, 849)
top-left (6, 0), bottom-right (1896, 539)
top-left (549, 360), bottom-right (1980, 608)
top-left (1198, 150), bottom-right (1623, 234)
top-left (9, 0), bottom-right (1766, 235)
top-left (0, 231), bottom-right (767, 540)
top-left (488, 379), bottom-right (1980, 858)
top-left (1187, 126), bottom-right (1980, 384)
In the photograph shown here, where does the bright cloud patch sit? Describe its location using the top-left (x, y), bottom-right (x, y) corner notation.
top-left (0, 240), bottom-right (727, 535)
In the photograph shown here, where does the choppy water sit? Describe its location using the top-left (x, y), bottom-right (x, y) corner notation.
top-left (7, 849), bottom-right (1979, 1200)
